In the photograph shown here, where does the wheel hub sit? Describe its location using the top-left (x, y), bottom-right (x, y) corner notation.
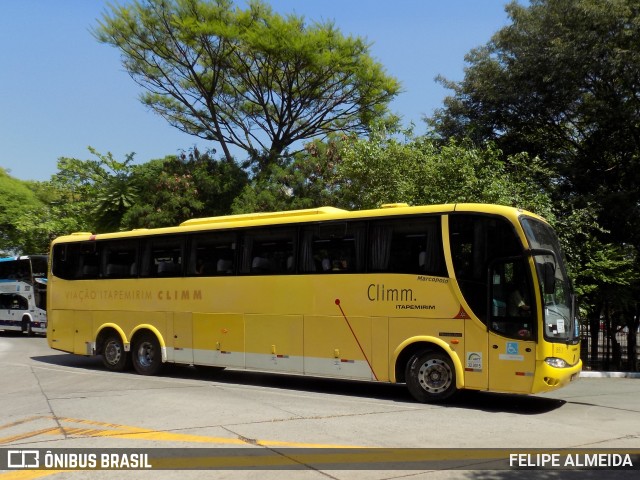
top-left (418, 359), bottom-right (452, 393)
top-left (105, 341), bottom-right (122, 365)
top-left (137, 342), bottom-right (155, 367)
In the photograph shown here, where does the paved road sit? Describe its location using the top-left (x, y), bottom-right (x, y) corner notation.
top-left (1, 332), bottom-right (639, 479)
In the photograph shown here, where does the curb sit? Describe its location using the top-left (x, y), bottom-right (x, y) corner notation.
top-left (579, 371), bottom-right (640, 379)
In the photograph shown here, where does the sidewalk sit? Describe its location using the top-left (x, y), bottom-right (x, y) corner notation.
top-left (580, 371), bottom-right (640, 378)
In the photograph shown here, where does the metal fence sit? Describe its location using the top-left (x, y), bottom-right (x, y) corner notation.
top-left (580, 322), bottom-right (640, 372)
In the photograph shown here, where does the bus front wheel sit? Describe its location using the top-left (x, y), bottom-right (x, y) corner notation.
top-left (132, 332), bottom-right (163, 376)
top-left (405, 351), bottom-right (457, 403)
top-left (102, 333), bottom-right (129, 372)
top-left (21, 317), bottom-right (33, 336)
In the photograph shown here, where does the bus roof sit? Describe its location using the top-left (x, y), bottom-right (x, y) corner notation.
top-left (52, 203), bottom-right (544, 243)
top-left (179, 206), bottom-right (348, 227)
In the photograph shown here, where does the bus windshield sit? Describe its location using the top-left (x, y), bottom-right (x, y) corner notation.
top-left (520, 217), bottom-right (578, 344)
top-left (0, 258), bottom-right (32, 283)
top-left (0, 255), bottom-right (48, 283)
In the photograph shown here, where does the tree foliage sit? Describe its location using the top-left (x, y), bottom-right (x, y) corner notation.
top-left (230, 134), bottom-right (345, 213)
top-left (51, 148), bottom-right (139, 233)
top-left (431, 0), bottom-right (640, 249)
top-left (232, 124), bottom-right (556, 219)
top-left (335, 125), bottom-right (556, 217)
top-left (430, 0), bottom-right (640, 337)
top-left (95, 0), bottom-right (400, 167)
top-left (0, 168), bottom-right (46, 254)
top-left (123, 148), bottom-right (247, 228)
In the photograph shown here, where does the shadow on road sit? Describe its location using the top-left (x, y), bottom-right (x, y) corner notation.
top-left (33, 352), bottom-right (103, 369)
top-left (0, 330), bottom-right (45, 338)
top-left (31, 352), bottom-right (566, 415)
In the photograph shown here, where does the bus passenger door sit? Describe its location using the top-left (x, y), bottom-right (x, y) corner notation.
top-left (488, 332), bottom-right (536, 393)
top-left (487, 258), bottom-right (536, 393)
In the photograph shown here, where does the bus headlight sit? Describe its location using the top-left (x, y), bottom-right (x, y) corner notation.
top-left (545, 357), bottom-right (568, 368)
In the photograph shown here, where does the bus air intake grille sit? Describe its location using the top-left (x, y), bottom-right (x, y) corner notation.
top-left (544, 377), bottom-right (560, 387)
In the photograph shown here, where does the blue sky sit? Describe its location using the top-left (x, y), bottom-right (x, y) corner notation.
top-left (0, 0), bottom-right (511, 182)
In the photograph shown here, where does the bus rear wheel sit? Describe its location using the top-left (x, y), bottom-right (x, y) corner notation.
top-left (405, 351), bottom-right (457, 403)
top-left (102, 333), bottom-right (130, 372)
top-left (132, 332), bottom-right (163, 376)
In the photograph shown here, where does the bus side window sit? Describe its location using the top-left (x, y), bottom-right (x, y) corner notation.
top-left (101, 240), bottom-right (138, 279)
top-left (241, 228), bottom-right (296, 275)
top-left (0, 294), bottom-right (10, 309)
top-left (0, 294), bottom-right (28, 310)
top-left (140, 236), bottom-right (183, 277)
top-left (369, 217), bottom-right (445, 276)
top-left (51, 244), bottom-right (69, 279)
top-left (52, 243), bottom-right (98, 280)
top-left (13, 295), bottom-right (28, 310)
top-left (189, 232), bottom-right (237, 276)
top-left (299, 222), bottom-right (365, 274)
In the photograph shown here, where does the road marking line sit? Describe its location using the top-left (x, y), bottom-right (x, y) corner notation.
top-left (0, 471), bottom-right (63, 480)
top-left (0, 427), bottom-right (63, 445)
top-left (0, 417), bottom-right (48, 432)
top-left (1, 415), bottom-right (362, 448)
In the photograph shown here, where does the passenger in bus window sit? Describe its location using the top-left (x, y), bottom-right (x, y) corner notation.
top-left (195, 258), bottom-right (206, 275)
top-left (508, 288), bottom-right (530, 317)
top-left (216, 257), bottom-right (233, 274)
top-left (332, 257), bottom-right (348, 271)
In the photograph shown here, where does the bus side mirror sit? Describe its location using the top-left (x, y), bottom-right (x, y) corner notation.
top-left (543, 262), bottom-right (556, 295)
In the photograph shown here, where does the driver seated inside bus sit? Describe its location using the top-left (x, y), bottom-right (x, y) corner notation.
top-left (491, 284), bottom-right (532, 339)
top-left (508, 287), bottom-right (530, 317)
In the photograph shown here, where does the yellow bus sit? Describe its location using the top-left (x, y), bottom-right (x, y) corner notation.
top-left (47, 203), bottom-right (581, 402)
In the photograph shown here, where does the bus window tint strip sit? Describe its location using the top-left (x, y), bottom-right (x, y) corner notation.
top-left (51, 216), bottom-right (450, 279)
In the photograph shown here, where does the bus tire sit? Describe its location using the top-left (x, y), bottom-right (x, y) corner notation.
top-left (132, 332), bottom-right (163, 376)
top-left (405, 351), bottom-right (457, 403)
top-left (102, 333), bottom-right (130, 372)
top-left (21, 317), bottom-right (33, 336)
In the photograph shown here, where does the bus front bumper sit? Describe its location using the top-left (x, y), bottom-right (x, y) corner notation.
top-left (532, 358), bottom-right (582, 393)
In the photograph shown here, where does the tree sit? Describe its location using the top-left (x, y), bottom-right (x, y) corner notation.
top-left (580, 242), bottom-right (639, 369)
top-left (122, 148), bottom-right (248, 228)
top-left (0, 168), bottom-right (45, 254)
top-left (92, 150), bottom-right (139, 232)
top-left (52, 148), bottom-right (139, 233)
top-left (230, 135), bottom-right (345, 213)
top-left (334, 125), bottom-right (556, 217)
top-left (11, 180), bottom-right (88, 255)
top-left (430, 0), bottom-right (640, 252)
top-left (95, 0), bottom-right (400, 168)
top-left (232, 124), bottom-right (557, 217)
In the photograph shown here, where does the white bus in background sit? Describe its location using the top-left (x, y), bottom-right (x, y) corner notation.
top-left (0, 255), bottom-right (48, 335)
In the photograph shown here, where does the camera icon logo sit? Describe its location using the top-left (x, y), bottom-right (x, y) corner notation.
top-left (7, 450), bottom-right (40, 469)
